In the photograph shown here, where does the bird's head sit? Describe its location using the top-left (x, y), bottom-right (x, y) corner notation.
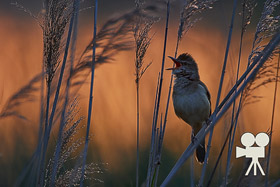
top-left (167, 53), bottom-right (199, 80)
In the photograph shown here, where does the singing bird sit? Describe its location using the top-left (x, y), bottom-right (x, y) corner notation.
top-left (167, 53), bottom-right (211, 163)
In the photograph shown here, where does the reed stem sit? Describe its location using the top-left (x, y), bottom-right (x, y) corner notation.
top-left (80, 0), bottom-right (98, 186)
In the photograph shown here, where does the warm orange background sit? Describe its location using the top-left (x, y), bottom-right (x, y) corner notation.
top-left (0, 1), bottom-right (279, 186)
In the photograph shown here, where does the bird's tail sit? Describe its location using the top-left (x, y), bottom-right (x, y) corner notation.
top-left (195, 137), bottom-right (205, 164)
top-left (192, 125), bottom-right (206, 164)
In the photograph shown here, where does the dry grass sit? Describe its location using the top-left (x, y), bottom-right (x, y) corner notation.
top-left (1, 0), bottom-right (280, 187)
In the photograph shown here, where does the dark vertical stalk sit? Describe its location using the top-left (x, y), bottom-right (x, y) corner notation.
top-left (153, 0), bottom-right (170, 131)
top-left (146, 73), bottom-right (160, 186)
top-left (39, 40), bottom-right (45, 144)
top-left (162, 35), bottom-right (179, 143)
top-left (38, 83), bottom-right (50, 186)
top-left (136, 75), bottom-right (140, 187)
top-left (199, 0), bottom-right (238, 185)
top-left (224, 4), bottom-right (246, 183)
top-left (154, 15), bottom-right (180, 187)
top-left (206, 127), bottom-right (232, 187)
top-left (36, 62), bottom-right (46, 186)
top-left (265, 53), bottom-right (280, 187)
top-left (153, 115), bottom-right (162, 186)
top-left (80, 0), bottom-right (98, 186)
top-left (146, 2), bottom-right (170, 186)
top-left (215, 0), bottom-right (238, 107)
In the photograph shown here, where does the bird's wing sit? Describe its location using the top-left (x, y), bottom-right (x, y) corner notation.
top-left (198, 81), bottom-right (211, 115)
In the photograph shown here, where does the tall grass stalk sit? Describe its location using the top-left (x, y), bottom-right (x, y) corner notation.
top-left (134, 2), bottom-right (154, 185)
top-left (160, 32), bottom-right (280, 187)
top-left (153, 0), bottom-right (169, 140)
top-left (38, 0), bottom-right (72, 185)
top-left (39, 4), bottom-right (75, 186)
top-left (37, 62), bottom-right (45, 187)
top-left (40, 79), bottom-right (51, 185)
top-left (265, 53), bottom-right (280, 187)
top-left (80, 0), bottom-right (98, 186)
top-left (153, 114), bottom-right (163, 186)
top-left (146, 72), bottom-right (160, 186)
top-left (146, 2), bottom-right (170, 186)
top-left (160, 5), bottom-right (181, 163)
top-left (11, 3), bottom-right (149, 186)
top-left (223, 1), bottom-right (255, 185)
top-left (39, 66), bottom-right (45, 151)
top-left (199, 0), bottom-right (238, 185)
top-left (50, 0), bottom-right (80, 185)
top-left (207, 125), bottom-right (234, 186)
top-left (224, 37), bottom-right (244, 186)
top-left (225, 1), bottom-right (278, 185)
top-left (136, 49), bottom-right (140, 187)
top-left (206, 1), bottom-right (278, 177)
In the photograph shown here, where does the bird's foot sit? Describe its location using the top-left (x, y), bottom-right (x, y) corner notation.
top-left (191, 133), bottom-right (198, 144)
top-left (206, 118), bottom-right (211, 126)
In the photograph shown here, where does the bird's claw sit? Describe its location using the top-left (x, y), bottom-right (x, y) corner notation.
top-left (191, 133), bottom-right (198, 144)
top-left (206, 118), bottom-right (211, 126)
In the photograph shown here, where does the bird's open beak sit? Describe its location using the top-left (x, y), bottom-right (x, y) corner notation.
top-left (166, 67), bottom-right (175, 70)
top-left (166, 56), bottom-right (181, 70)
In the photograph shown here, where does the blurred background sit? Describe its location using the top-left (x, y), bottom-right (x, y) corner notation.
top-left (0, 0), bottom-right (279, 186)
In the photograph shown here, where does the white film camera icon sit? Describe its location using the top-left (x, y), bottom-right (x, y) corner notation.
top-left (236, 132), bottom-right (269, 176)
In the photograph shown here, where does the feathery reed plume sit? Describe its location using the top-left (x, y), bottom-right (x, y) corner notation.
top-left (241, 0), bottom-right (256, 33)
top-left (44, 98), bottom-right (103, 186)
top-left (40, 0), bottom-right (72, 148)
top-left (11, 2), bottom-right (40, 24)
top-left (243, 0), bottom-right (280, 105)
top-left (14, 5), bottom-right (160, 186)
top-left (43, 0), bottom-right (72, 86)
top-left (177, 0), bottom-right (216, 43)
top-left (239, 0), bottom-right (280, 108)
top-left (55, 163), bottom-right (103, 186)
top-left (134, 1), bottom-right (156, 186)
top-left (70, 4), bottom-right (159, 82)
top-left (0, 74), bottom-right (42, 120)
top-left (134, 11), bottom-right (153, 84)
top-left (38, 0), bottom-right (74, 185)
top-left (50, 0), bottom-right (80, 185)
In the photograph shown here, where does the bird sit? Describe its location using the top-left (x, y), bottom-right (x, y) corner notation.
top-left (167, 53), bottom-right (211, 163)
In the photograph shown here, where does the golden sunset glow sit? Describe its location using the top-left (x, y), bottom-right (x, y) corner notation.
top-left (0, 1), bottom-right (280, 186)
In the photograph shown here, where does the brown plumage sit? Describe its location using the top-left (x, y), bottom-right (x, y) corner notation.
top-left (168, 53), bottom-right (211, 163)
